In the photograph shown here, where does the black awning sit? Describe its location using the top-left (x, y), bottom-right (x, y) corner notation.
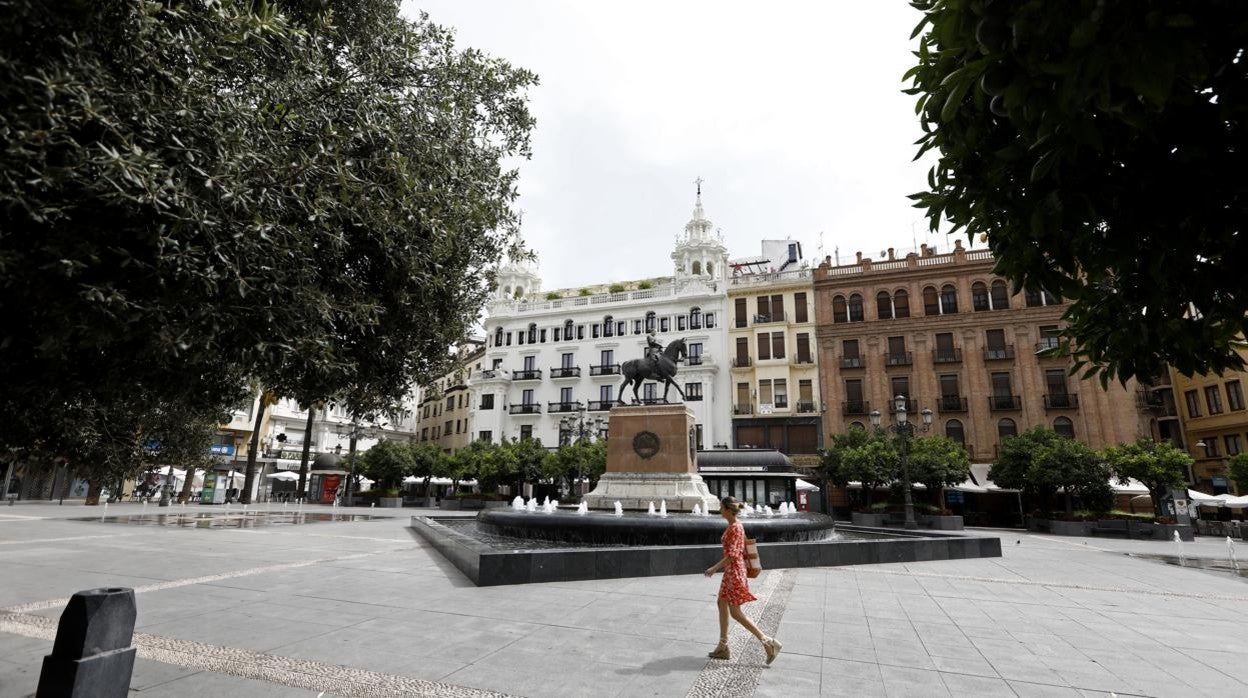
top-left (696, 449), bottom-right (794, 472)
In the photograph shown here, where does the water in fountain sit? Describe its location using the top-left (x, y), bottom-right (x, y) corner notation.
top-left (1174, 530), bottom-right (1186, 566)
top-left (647, 502), bottom-right (657, 515)
top-left (577, 502), bottom-right (588, 516)
top-left (542, 496), bottom-right (550, 507)
top-left (542, 501), bottom-right (554, 514)
top-left (512, 496), bottom-right (525, 511)
top-left (764, 505), bottom-right (774, 517)
top-left (1228, 536), bottom-right (1241, 573)
top-left (692, 503), bottom-right (702, 516)
top-left (526, 498), bottom-right (537, 513)
top-left (614, 501), bottom-right (623, 516)
top-left (552, 500), bottom-right (560, 510)
top-left (659, 501), bottom-right (668, 517)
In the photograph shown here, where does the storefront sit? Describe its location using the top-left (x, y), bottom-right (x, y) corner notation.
top-left (696, 449), bottom-right (813, 509)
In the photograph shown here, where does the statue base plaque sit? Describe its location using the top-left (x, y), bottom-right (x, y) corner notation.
top-left (582, 404), bottom-right (719, 512)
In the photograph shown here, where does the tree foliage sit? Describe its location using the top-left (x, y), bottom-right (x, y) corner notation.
top-left (823, 428), bottom-right (898, 506)
top-left (0, 1), bottom-right (536, 474)
top-left (991, 427), bottom-right (1109, 514)
top-left (1229, 452), bottom-right (1248, 494)
top-left (908, 435), bottom-right (971, 492)
top-left (907, 0), bottom-right (1248, 383)
top-left (1102, 438), bottom-right (1192, 514)
top-left (547, 439), bottom-right (608, 495)
top-left (359, 439), bottom-right (415, 491)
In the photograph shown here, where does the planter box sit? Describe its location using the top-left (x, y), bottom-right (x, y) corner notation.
top-left (405, 497), bottom-right (438, 508)
top-left (458, 498), bottom-right (484, 510)
top-left (379, 497), bottom-right (403, 508)
top-left (919, 514), bottom-right (964, 531)
top-left (1127, 520), bottom-right (1159, 539)
top-left (439, 499), bottom-right (462, 510)
top-left (1157, 523), bottom-right (1194, 542)
top-left (851, 512), bottom-right (886, 527)
top-left (1048, 520), bottom-right (1094, 536)
top-left (483, 500), bottom-right (508, 509)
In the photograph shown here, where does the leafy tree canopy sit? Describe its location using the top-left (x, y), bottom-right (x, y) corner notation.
top-left (1229, 453), bottom-right (1248, 494)
top-left (827, 432), bottom-right (899, 506)
top-left (991, 427), bottom-right (1109, 514)
top-left (907, 0), bottom-right (1248, 384)
top-left (908, 435), bottom-right (971, 491)
top-left (1102, 438), bottom-right (1191, 513)
top-left (359, 439), bottom-right (415, 491)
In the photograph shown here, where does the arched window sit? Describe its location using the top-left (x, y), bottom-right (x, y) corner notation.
top-left (645, 311), bottom-right (656, 333)
top-left (997, 418), bottom-right (1017, 439)
top-left (691, 261), bottom-right (702, 275)
top-left (494, 327), bottom-right (503, 347)
top-left (923, 286), bottom-right (940, 316)
top-left (503, 285), bottom-right (511, 297)
top-left (850, 421), bottom-right (866, 431)
top-left (940, 284), bottom-right (959, 314)
top-left (690, 307), bottom-right (702, 329)
top-left (876, 290), bottom-right (893, 320)
top-left (893, 289), bottom-right (910, 318)
top-left (990, 280), bottom-right (1009, 310)
top-left (603, 315), bottom-right (614, 337)
top-left (833, 295), bottom-right (848, 323)
top-left (848, 293), bottom-right (864, 322)
top-left (706, 262), bottom-right (714, 276)
top-left (1053, 416), bottom-right (1075, 438)
top-left (527, 323), bottom-right (537, 344)
top-left (972, 282), bottom-right (990, 311)
top-left (564, 319), bottom-right (574, 339)
top-left (945, 419), bottom-right (965, 445)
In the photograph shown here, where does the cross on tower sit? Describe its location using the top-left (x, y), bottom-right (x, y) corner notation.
top-left (694, 176), bottom-right (703, 196)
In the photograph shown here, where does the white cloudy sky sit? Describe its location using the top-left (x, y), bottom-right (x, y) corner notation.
top-left (404, 1), bottom-right (959, 291)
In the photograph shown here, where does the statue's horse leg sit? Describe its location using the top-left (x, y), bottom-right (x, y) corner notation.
top-left (617, 367), bottom-right (632, 405)
top-left (665, 377), bottom-right (687, 401)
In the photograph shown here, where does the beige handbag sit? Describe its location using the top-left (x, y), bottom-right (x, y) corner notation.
top-left (745, 538), bottom-right (762, 578)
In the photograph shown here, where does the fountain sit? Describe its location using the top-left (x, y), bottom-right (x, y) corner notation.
top-left (613, 501), bottom-right (623, 516)
top-left (1228, 537), bottom-right (1241, 574)
top-left (764, 505), bottom-right (774, 517)
top-left (1174, 530), bottom-right (1186, 566)
top-left (647, 502), bottom-right (657, 516)
top-left (512, 496), bottom-right (525, 510)
top-left (542, 501), bottom-right (554, 514)
top-left (526, 498), bottom-right (537, 513)
top-left (692, 503), bottom-right (702, 517)
top-left (659, 500), bottom-right (668, 517)
top-left (577, 502), bottom-right (589, 516)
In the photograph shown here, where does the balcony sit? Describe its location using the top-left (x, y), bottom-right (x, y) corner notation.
top-left (796, 401), bottom-right (818, 414)
top-left (753, 312), bottom-right (786, 325)
top-left (1043, 393), bottom-right (1079, 410)
top-left (983, 346), bottom-right (1015, 361)
top-left (932, 348), bottom-right (963, 364)
top-left (685, 393), bottom-right (704, 402)
top-left (735, 318), bottom-right (748, 329)
top-left (1137, 389), bottom-right (1179, 417)
top-left (792, 355), bottom-right (815, 366)
top-left (988, 395), bottom-right (1021, 411)
top-left (888, 397), bottom-right (918, 414)
top-left (1035, 338), bottom-right (1063, 355)
top-left (508, 403), bottom-right (542, 415)
top-left (547, 401), bottom-right (584, 414)
top-left (513, 369), bottom-right (543, 381)
top-left (884, 352), bottom-right (913, 367)
top-left (589, 364), bottom-right (620, 376)
top-left (734, 404), bottom-right (754, 416)
top-left (842, 400), bottom-right (870, 416)
top-left (731, 357), bottom-right (752, 369)
top-left (587, 400), bottom-right (613, 412)
top-left (936, 395), bottom-right (968, 413)
top-left (550, 366), bottom-right (581, 379)
top-left (840, 356), bottom-right (865, 369)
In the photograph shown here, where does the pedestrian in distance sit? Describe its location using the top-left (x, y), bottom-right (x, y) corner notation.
top-left (703, 495), bottom-right (781, 664)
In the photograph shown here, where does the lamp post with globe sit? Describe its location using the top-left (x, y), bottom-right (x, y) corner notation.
top-left (559, 407), bottom-right (605, 497)
top-left (870, 395), bottom-right (934, 530)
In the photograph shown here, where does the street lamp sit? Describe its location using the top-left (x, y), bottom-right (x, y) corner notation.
top-left (559, 407), bottom-right (605, 497)
top-left (870, 395), bottom-right (933, 530)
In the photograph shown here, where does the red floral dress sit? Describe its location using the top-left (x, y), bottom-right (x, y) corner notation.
top-left (718, 521), bottom-right (757, 605)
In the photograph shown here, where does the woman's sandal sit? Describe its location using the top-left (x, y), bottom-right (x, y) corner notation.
top-left (764, 637), bottom-right (783, 665)
top-left (707, 641), bottom-right (730, 660)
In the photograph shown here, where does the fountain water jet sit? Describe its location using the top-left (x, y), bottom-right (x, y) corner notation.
top-left (647, 502), bottom-right (657, 515)
top-left (1228, 536), bottom-right (1240, 573)
top-left (577, 502), bottom-right (589, 515)
top-left (1174, 530), bottom-right (1186, 566)
top-left (613, 501), bottom-right (623, 516)
top-left (511, 496), bottom-right (525, 511)
top-left (692, 503), bottom-right (702, 516)
top-left (659, 500), bottom-right (668, 517)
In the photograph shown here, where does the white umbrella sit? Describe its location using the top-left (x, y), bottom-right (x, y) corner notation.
top-left (794, 478), bottom-right (821, 492)
top-left (265, 471), bottom-right (300, 481)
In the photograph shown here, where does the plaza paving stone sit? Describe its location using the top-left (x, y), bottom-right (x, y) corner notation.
top-left (1, 502), bottom-right (1245, 697)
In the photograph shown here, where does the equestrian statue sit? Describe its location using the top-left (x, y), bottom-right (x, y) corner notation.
top-left (618, 334), bottom-right (688, 405)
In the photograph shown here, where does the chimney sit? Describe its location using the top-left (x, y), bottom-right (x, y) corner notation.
top-left (887, 247), bottom-right (895, 261)
top-left (920, 243), bottom-right (928, 255)
top-left (855, 251), bottom-right (863, 264)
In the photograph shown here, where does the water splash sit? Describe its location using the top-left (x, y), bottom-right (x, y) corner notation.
top-left (659, 500), bottom-right (668, 517)
top-left (526, 498), bottom-right (537, 513)
top-left (576, 501), bottom-right (588, 515)
top-left (1174, 530), bottom-right (1186, 566)
top-left (511, 496), bottom-right (525, 511)
top-left (647, 502), bottom-right (657, 515)
top-left (614, 501), bottom-right (623, 516)
top-left (764, 505), bottom-right (774, 517)
top-left (692, 503), bottom-right (702, 516)
top-left (1228, 536), bottom-right (1241, 573)
top-left (541, 500), bottom-right (554, 514)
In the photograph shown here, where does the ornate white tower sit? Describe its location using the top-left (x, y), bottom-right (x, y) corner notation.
top-left (671, 177), bottom-right (728, 281)
top-left (493, 247), bottom-right (541, 301)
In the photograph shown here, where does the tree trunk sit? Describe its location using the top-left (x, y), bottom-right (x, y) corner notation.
top-left (296, 404), bottom-right (316, 500)
top-left (178, 466), bottom-right (196, 503)
top-left (241, 393), bottom-right (271, 505)
top-left (343, 428), bottom-right (359, 505)
top-left (1064, 491), bottom-right (1074, 517)
top-left (85, 479), bottom-right (102, 506)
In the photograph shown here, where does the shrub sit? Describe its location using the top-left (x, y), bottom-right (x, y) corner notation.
top-left (578, 288), bottom-right (592, 296)
top-left (608, 283), bottom-right (626, 293)
top-left (545, 292), bottom-right (561, 300)
top-left (638, 280), bottom-right (653, 290)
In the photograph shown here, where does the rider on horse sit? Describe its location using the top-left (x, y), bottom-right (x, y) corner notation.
top-left (645, 332), bottom-right (665, 369)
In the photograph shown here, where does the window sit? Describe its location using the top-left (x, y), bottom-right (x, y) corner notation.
top-left (990, 280), bottom-right (1009, 309)
top-left (734, 299), bottom-right (747, 328)
top-left (494, 327), bottom-right (503, 346)
top-left (1045, 369), bottom-right (1068, 396)
top-left (799, 379), bottom-right (813, 404)
top-left (480, 394), bottom-right (494, 410)
top-left (1038, 325), bottom-right (1061, 351)
top-left (1184, 390), bottom-right (1201, 418)
top-left (985, 329), bottom-right (1008, 358)
top-left (1228, 381), bottom-right (1245, 411)
top-left (527, 323), bottom-right (537, 343)
top-left (506, 332), bottom-right (512, 346)
top-left (553, 327), bottom-right (561, 342)
top-left (445, 396), bottom-right (454, 410)
top-left (771, 332), bottom-right (786, 359)
top-left (842, 339), bottom-right (860, 359)
top-left (690, 307), bottom-right (702, 329)
top-left (616, 321), bottom-right (625, 336)
top-left (893, 289), bottom-right (910, 318)
top-left (998, 418), bottom-right (1018, 438)
top-left (1226, 434), bottom-right (1242, 456)
top-left (599, 384), bottom-right (613, 403)
top-left (848, 294), bottom-right (864, 322)
top-left (686, 382), bottom-right (703, 400)
top-left (890, 376), bottom-right (910, 402)
top-left (521, 389), bottom-right (534, 405)
top-left (759, 379), bottom-right (774, 406)
top-left (479, 430), bottom-right (492, 443)
top-left (643, 383), bottom-right (657, 401)
top-left (678, 315), bottom-right (687, 331)
top-left (794, 293), bottom-right (808, 323)
top-left (935, 332), bottom-right (956, 362)
top-left (603, 315), bottom-right (614, 338)
top-left (940, 284), bottom-right (958, 314)
top-left (774, 379), bottom-right (788, 408)
top-left (705, 312), bottom-right (715, 328)
top-left (832, 295), bottom-right (848, 323)
top-left (540, 329), bottom-right (547, 343)
top-left (660, 317), bottom-right (670, 332)
top-left (757, 333), bottom-right (771, 361)
top-left (924, 286), bottom-right (941, 315)
top-left (561, 352), bottom-right (574, 369)
top-left (687, 342), bottom-right (703, 364)
top-left (444, 420), bottom-right (452, 435)
top-left (633, 320), bottom-right (641, 334)
top-left (945, 419), bottom-right (965, 445)
top-left (939, 374), bottom-right (960, 398)
top-left (421, 428), bottom-right (428, 441)
top-left (737, 382), bottom-right (751, 410)
top-left (844, 379), bottom-right (865, 407)
top-left (522, 355), bottom-right (536, 371)
top-left (1026, 288), bottom-right (1060, 307)
top-left (886, 336), bottom-right (907, 364)
top-left (735, 337), bottom-right (750, 365)
top-left (564, 319), bottom-right (574, 340)
top-left (1206, 385), bottom-right (1224, 415)
top-left (520, 424), bottom-right (533, 441)
top-left (796, 333), bottom-right (812, 363)
top-left (600, 349), bottom-right (614, 366)
top-left (1204, 437), bottom-right (1220, 457)
top-left (577, 324), bottom-right (585, 340)
top-left (695, 424), bottom-right (704, 450)
top-left (592, 324), bottom-right (600, 339)
top-left (991, 372), bottom-right (1013, 396)
top-left (877, 290), bottom-right (893, 320)
top-left (1053, 417), bottom-right (1075, 438)
top-left (972, 282), bottom-right (990, 311)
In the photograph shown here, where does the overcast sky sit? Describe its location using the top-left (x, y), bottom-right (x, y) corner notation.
top-left (405, 1), bottom-right (955, 291)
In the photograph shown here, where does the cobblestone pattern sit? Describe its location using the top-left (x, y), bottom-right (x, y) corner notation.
top-left (1, 611), bottom-right (518, 698)
top-left (686, 568), bottom-right (797, 698)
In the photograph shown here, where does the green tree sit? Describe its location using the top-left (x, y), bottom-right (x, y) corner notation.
top-left (908, 435), bottom-right (972, 504)
top-left (1229, 453), bottom-right (1248, 495)
top-left (409, 442), bottom-right (446, 497)
top-left (1103, 439), bottom-right (1192, 515)
top-left (906, 1), bottom-right (1248, 384)
top-left (992, 427), bottom-right (1108, 515)
top-left (547, 439), bottom-right (608, 497)
top-left (359, 440), bottom-right (415, 492)
top-left (820, 427), bottom-right (874, 481)
top-left (507, 438), bottom-right (551, 491)
top-left (823, 429), bottom-right (899, 508)
top-left (1, 1), bottom-right (536, 487)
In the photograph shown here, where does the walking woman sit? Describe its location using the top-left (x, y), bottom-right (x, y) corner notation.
top-left (704, 496), bottom-right (782, 663)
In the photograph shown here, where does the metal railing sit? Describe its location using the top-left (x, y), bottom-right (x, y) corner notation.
top-left (983, 346), bottom-right (1015, 361)
top-left (842, 400), bottom-right (870, 416)
top-left (937, 396), bottom-right (968, 413)
top-left (547, 401), bottom-right (584, 413)
top-left (589, 364), bottom-right (620, 376)
top-left (550, 367), bottom-right (581, 378)
top-left (988, 395), bottom-right (1021, 411)
top-left (733, 404), bottom-right (754, 415)
top-left (731, 357), bottom-right (752, 368)
top-left (840, 356), bottom-right (864, 369)
top-left (512, 369), bottom-right (542, 380)
top-left (586, 400), bottom-right (614, 412)
top-left (753, 312), bottom-right (787, 324)
top-left (932, 348), bottom-right (963, 364)
top-left (508, 403), bottom-right (541, 415)
top-left (888, 397), bottom-right (918, 414)
top-left (797, 401), bottom-right (818, 414)
top-left (884, 352), bottom-right (913, 366)
top-left (1043, 394), bottom-right (1079, 410)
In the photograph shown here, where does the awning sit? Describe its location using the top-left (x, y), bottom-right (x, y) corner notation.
top-left (1189, 489), bottom-right (1248, 509)
top-left (265, 471), bottom-right (300, 481)
top-left (1112, 478), bottom-right (1151, 495)
top-left (795, 478), bottom-right (820, 492)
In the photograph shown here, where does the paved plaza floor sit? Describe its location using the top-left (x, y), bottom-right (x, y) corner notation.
top-left (1, 502), bottom-right (1245, 697)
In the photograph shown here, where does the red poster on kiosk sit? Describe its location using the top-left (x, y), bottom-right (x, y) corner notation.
top-left (321, 475), bottom-right (341, 504)
top-left (797, 491), bottom-right (809, 511)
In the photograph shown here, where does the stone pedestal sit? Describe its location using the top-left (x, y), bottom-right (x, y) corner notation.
top-left (583, 404), bottom-right (718, 512)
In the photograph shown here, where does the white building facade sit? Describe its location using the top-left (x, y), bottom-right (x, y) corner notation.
top-left (470, 193), bottom-right (733, 449)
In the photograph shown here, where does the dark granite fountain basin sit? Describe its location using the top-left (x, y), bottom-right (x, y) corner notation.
top-left (474, 509), bottom-right (838, 546)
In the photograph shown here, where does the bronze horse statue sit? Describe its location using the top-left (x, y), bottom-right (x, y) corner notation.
top-left (618, 338), bottom-right (687, 405)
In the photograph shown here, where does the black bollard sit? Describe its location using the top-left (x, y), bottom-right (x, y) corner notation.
top-left (36, 587), bottom-right (137, 698)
